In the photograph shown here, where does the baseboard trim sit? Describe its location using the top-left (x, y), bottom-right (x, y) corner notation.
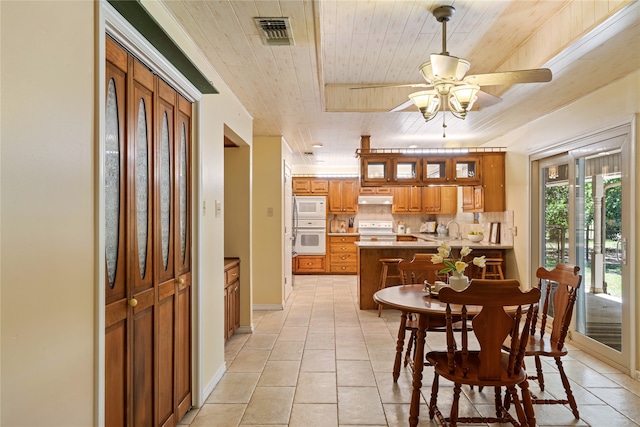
top-left (201, 362), bottom-right (227, 406)
top-left (253, 304), bottom-right (284, 311)
top-left (236, 325), bottom-right (254, 334)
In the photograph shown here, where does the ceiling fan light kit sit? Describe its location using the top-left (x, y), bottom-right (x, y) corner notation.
top-left (402, 5), bottom-right (551, 125)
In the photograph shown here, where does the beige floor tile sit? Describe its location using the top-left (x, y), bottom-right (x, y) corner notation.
top-left (337, 360), bottom-right (377, 387)
top-left (226, 349), bottom-right (270, 373)
top-left (588, 387), bottom-right (640, 422)
top-left (364, 333), bottom-right (397, 348)
top-left (242, 333), bottom-right (277, 350)
top-left (338, 386), bottom-right (387, 425)
top-left (374, 371), bottom-right (419, 404)
top-left (277, 326), bottom-right (308, 341)
top-left (382, 403), bottom-right (436, 427)
top-left (188, 275), bottom-right (638, 427)
top-left (289, 403), bottom-right (338, 427)
top-left (189, 403), bottom-right (246, 427)
top-left (257, 360), bottom-right (300, 387)
top-left (206, 372), bottom-right (260, 403)
top-left (301, 348), bottom-right (336, 372)
top-left (241, 386), bottom-right (295, 425)
top-left (295, 372), bottom-right (338, 403)
top-left (305, 333), bottom-right (336, 350)
top-left (336, 341), bottom-right (369, 360)
top-left (269, 340), bottom-right (305, 361)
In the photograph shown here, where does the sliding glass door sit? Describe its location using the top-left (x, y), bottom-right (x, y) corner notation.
top-left (535, 124), bottom-right (632, 373)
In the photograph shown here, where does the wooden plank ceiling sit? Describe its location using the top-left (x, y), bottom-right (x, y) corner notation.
top-left (160, 0), bottom-right (640, 169)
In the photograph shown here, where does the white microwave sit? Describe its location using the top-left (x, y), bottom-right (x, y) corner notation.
top-left (294, 196), bottom-right (326, 220)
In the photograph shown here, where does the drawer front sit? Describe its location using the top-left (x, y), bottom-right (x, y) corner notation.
top-left (225, 265), bottom-right (239, 285)
top-left (330, 243), bottom-right (357, 254)
top-left (329, 236), bottom-right (358, 244)
top-left (330, 264), bottom-right (357, 273)
top-left (330, 253), bottom-right (357, 264)
top-left (295, 256), bottom-right (325, 272)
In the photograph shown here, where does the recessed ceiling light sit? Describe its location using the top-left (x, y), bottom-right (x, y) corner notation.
top-left (312, 143), bottom-right (323, 148)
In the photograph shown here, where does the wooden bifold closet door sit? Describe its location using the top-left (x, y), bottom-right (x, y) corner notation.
top-left (104, 36), bottom-right (192, 427)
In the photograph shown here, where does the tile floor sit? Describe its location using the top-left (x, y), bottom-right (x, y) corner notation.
top-left (180, 275), bottom-right (640, 426)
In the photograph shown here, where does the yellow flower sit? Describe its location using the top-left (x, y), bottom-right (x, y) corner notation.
top-left (431, 254), bottom-right (444, 264)
top-left (432, 242), bottom-right (485, 277)
top-left (454, 261), bottom-right (468, 274)
top-left (473, 255), bottom-right (486, 268)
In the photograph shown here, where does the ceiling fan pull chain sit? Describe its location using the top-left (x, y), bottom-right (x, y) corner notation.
top-left (442, 114), bottom-right (447, 138)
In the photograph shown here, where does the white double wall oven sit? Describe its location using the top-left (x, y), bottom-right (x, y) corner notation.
top-left (293, 196), bottom-right (327, 255)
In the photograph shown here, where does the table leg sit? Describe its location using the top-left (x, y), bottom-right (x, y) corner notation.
top-left (392, 311), bottom-right (409, 382)
top-left (409, 314), bottom-right (428, 427)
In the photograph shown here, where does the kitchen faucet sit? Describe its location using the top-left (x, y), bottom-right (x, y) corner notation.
top-left (447, 220), bottom-right (462, 239)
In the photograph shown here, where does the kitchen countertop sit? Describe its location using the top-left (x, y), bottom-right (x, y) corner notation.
top-left (327, 232), bottom-right (360, 237)
top-left (355, 234), bottom-right (512, 249)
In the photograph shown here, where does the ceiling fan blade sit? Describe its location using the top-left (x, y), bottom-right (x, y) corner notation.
top-left (464, 68), bottom-right (552, 86)
top-left (475, 90), bottom-right (502, 108)
top-left (389, 99), bottom-right (415, 112)
top-left (349, 83), bottom-right (431, 90)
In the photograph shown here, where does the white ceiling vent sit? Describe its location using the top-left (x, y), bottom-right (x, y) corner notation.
top-left (254, 17), bottom-right (294, 46)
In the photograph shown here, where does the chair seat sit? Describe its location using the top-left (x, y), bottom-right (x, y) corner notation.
top-left (504, 334), bottom-right (568, 358)
top-left (427, 351), bottom-right (527, 388)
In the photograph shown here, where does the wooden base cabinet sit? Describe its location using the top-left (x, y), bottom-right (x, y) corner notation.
top-left (224, 258), bottom-right (240, 341)
top-left (328, 235), bottom-right (359, 273)
top-left (294, 255), bottom-right (326, 273)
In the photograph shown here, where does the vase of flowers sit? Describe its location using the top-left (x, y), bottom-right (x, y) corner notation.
top-left (430, 242), bottom-right (486, 291)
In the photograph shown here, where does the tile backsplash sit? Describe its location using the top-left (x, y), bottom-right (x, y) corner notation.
top-left (330, 205), bottom-right (514, 245)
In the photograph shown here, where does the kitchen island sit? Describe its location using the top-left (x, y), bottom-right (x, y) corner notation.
top-left (355, 237), bottom-right (513, 310)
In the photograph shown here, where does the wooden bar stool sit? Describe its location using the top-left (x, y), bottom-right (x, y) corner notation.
top-left (377, 258), bottom-right (404, 316)
top-left (481, 258), bottom-right (504, 279)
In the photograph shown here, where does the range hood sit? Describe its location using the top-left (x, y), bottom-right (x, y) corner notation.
top-left (357, 195), bottom-right (393, 205)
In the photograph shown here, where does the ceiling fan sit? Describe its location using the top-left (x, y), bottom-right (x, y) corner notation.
top-left (355, 5), bottom-right (552, 122)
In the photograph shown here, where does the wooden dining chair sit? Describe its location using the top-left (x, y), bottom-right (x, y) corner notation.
top-left (426, 279), bottom-right (540, 427)
top-left (397, 254), bottom-right (448, 370)
top-left (516, 264), bottom-right (582, 418)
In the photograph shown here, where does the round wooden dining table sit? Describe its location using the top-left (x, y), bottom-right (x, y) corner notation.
top-left (374, 284), bottom-right (483, 427)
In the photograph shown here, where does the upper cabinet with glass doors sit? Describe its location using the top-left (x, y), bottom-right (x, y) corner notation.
top-left (392, 157), bottom-right (422, 184)
top-left (360, 151), bottom-right (491, 187)
top-left (422, 156), bottom-right (481, 185)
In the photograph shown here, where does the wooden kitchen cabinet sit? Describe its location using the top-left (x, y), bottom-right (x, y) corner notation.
top-left (294, 255), bottom-right (326, 273)
top-left (422, 156), bottom-right (481, 185)
top-left (480, 152), bottom-right (505, 212)
top-left (391, 157), bottom-right (422, 184)
top-left (392, 186), bottom-right (422, 213)
top-left (359, 186), bottom-right (392, 194)
top-left (451, 156), bottom-right (482, 185)
top-left (461, 153), bottom-right (505, 212)
top-left (328, 179), bottom-right (358, 214)
top-left (293, 177), bottom-right (328, 195)
top-left (328, 235), bottom-right (359, 273)
top-left (396, 235), bottom-right (418, 242)
top-left (224, 258), bottom-right (241, 341)
top-left (361, 157), bottom-right (391, 186)
top-left (423, 186), bottom-right (457, 214)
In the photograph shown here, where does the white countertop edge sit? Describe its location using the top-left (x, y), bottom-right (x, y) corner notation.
top-left (355, 240), bottom-right (512, 249)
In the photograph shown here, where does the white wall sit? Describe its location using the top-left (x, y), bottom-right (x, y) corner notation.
top-left (0, 2), bottom-right (254, 425)
top-left (1, 2), bottom-right (95, 425)
top-left (252, 136), bottom-right (286, 308)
